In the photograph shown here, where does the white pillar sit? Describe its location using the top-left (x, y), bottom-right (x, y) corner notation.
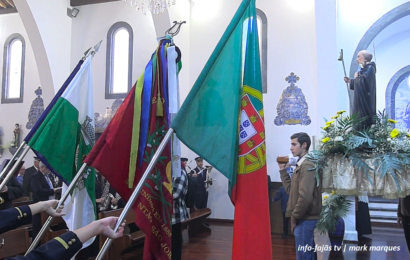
top-left (342, 195), bottom-right (358, 241)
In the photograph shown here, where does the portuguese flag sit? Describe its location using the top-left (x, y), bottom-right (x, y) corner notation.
top-left (170, 0), bottom-right (272, 259)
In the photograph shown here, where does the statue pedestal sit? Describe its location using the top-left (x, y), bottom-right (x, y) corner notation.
top-left (342, 196), bottom-right (358, 242)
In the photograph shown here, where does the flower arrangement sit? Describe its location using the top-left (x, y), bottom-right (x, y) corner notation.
top-left (307, 110), bottom-right (410, 189)
top-left (308, 110), bottom-right (410, 233)
top-left (315, 191), bottom-right (352, 235)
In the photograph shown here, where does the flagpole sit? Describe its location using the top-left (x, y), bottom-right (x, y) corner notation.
top-left (0, 144), bottom-right (30, 192)
top-left (25, 126), bottom-right (96, 254)
top-left (95, 128), bottom-right (174, 260)
top-left (25, 162), bottom-right (90, 254)
top-left (0, 141), bottom-right (27, 182)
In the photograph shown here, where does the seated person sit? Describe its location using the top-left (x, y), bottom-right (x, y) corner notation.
top-left (0, 175), bottom-right (23, 211)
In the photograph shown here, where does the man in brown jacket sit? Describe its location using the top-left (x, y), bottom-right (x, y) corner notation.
top-left (278, 132), bottom-right (322, 260)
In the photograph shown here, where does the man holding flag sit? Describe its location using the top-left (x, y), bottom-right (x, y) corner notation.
top-left (171, 0), bottom-right (272, 259)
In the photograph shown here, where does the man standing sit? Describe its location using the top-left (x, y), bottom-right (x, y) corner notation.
top-left (189, 157), bottom-right (211, 210)
top-left (172, 158), bottom-right (189, 260)
top-left (31, 161), bottom-right (62, 241)
top-left (278, 132), bottom-right (322, 260)
top-left (273, 185), bottom-right (290, 238)
top-left (22, 156), bottom-right (41, 200)
top-left (344, 50), bottom-right (377, 130)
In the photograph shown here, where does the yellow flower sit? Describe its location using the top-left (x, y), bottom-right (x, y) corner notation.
top-left (390, 128), bottom-right (399, 138)
top-left (323, 125), bottom-right (330, 130)
top-left (325, 120), bottom-right (334, 125)
top-left (407, 133), bottom-right (410, 138)
top-left (388, 119), bottom-right (397, 124)
top-left (337, 110), bottom-right (346, 115)
top-left (331, 115), bottom-right (339, 119)
top-left (323, 195), bottom-right (328, 199)
top-left (322, 137), bottom-right (330, 143)
top-left (331, 190), bottom-right (335, 195)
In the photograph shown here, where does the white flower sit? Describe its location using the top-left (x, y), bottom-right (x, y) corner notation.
top-left (334, 136), bottom-right (343, 142)
top-left (387, 138), bottom-right (391, 142)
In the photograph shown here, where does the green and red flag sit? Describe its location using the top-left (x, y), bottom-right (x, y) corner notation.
top-left (85, 39), bottom-right (174, 259)
top-left (170, 0), bottom-right (272, 259)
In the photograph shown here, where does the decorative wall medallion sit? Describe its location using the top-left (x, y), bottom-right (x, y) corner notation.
top-left (274, 72), bottom-right (311, 126)
top-left (26, 87), bottom-right (45, 129)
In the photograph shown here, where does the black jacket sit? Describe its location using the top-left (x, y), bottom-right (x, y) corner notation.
top-left (1, 206), bottom-right (82, 260)
top-left (0, 176), bottom-right (23, 210)
top-left (349, 62), bottom-right (377, 130)
top-left (22, 166), bottom-right (38, 198)
top-left (30, 172), bottom-right (54, 203)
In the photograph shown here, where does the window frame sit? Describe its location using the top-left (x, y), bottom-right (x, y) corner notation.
top-left (105, 22), bottom-right (133, 99)
top-left (256, 8), bottom-right (267, 94)
top-left (2, 33), bottom-right (26, 104)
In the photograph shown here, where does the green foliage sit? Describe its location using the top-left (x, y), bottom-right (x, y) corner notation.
top-left (316, 193), bottom-right (352, 235)
top-left (308, 110), bottom-right (410, 191)
top-left (310, 110), bottom-right (410, 233)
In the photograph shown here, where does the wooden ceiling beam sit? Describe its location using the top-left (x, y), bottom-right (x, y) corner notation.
top-left (71, 0), bottom-right (120, 7)
top-left (0, 0), bottom-right (7, 9)
top-left (5, 0), bottom-right (15, 8)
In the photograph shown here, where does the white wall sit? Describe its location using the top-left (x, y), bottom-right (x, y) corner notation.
top-left (0, 13), bottom-right (40, 163)
top-left (337, 0), bottom-right (410, 114)
top-left (15, 0), bottom-right (72, 94)
top-left (70, 1), bottom-right (158, 116)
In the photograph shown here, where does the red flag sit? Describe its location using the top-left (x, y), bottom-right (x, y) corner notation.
top-left (85, 40), bottom-right (173, 260)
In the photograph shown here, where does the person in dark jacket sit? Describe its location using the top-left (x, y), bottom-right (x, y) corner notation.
top-left (0, 200), bottom-right (125, 260)
top-left (22, 156), bottom-right (41, 200)
top-left (0, 175), bottom-right (23, 210)
top-left (30, 162), bottom-right (62, 241)
top-left (273, 186), bottom-right (290, 238)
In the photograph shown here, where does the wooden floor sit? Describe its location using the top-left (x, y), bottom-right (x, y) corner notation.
top-left (181, 223), bottom-right (410, 260)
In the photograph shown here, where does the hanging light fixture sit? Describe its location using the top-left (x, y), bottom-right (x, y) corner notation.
top-left (123, 0), bottom-right (176, 15)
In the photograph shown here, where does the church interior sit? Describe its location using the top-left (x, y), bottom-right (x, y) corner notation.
top-left (1, 0), bottom-right (410, 259)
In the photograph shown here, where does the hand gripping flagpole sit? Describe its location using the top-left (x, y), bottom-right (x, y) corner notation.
top-left (25, 163), bottom-right (90, 254)
top-left (95, 128), bottom-right (174, 260)
top-left (25, 127), bottom-right (95, 254)
top-left (0, 144), bottom-right (30, 192)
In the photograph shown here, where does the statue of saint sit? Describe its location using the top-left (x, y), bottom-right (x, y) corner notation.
top-left (11, 123), bottom-right (20, 148)
top-left (344, 50), bottom-right (377, 130)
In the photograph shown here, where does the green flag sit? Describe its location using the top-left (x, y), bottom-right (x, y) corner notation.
top-left (171, 1), bottom-right (273, 259)
top-left (170, 1), bottom-right (249, 195)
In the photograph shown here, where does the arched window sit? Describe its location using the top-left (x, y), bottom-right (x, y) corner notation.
top-left (105, 22), bottom-right (133, 99)
top-left (257, 9), bottom-right (267, 94)
top-left (2, 34), bottom-right (25, 104)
